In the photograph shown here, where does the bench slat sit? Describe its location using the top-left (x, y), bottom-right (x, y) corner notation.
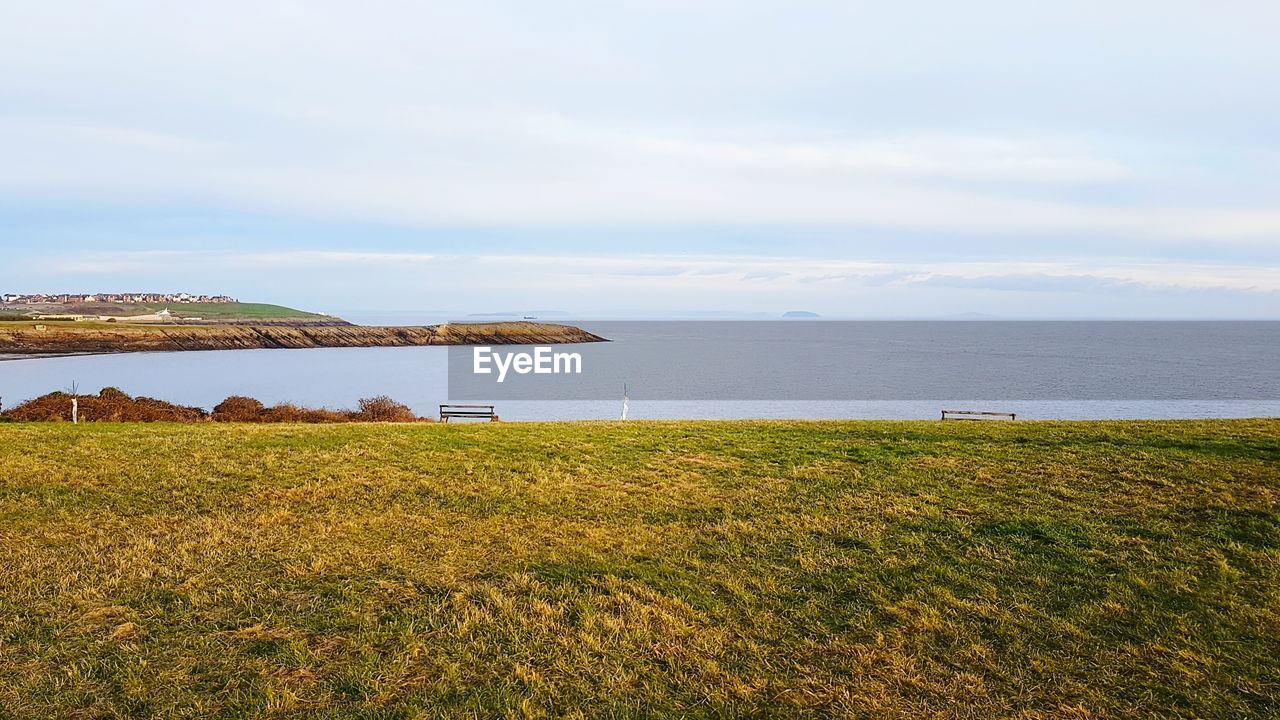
top-left (941, 410), bottom-right (1016, 421)
top-left (440, 404), bottom-right (498, 422)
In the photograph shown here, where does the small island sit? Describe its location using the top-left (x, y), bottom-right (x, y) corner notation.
top-left (0, 293), bottom-right (606, 356)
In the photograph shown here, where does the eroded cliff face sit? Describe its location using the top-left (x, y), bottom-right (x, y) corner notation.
top-left (0, 322), bottom-right (606, 355)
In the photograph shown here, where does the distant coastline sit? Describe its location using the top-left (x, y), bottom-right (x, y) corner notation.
top-left (0, 321), bottom-right (607, 357)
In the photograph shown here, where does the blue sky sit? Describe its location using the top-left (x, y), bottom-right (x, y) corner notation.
top-left (1, 1), bottom-right (1278, 317)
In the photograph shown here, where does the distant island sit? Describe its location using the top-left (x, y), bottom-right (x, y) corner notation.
top-left (0, 293), bottom-right (607, 356)
top-left (782, 310), bottom-right (820, 318)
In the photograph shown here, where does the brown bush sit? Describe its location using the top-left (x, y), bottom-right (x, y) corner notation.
top-left (98, 387), bottom-right (130, 402)
top-left (2, 389), bottom-right (207, 423)
top-left (355, 396), bottom-right (419, 422)
top-left (1, 391), bottom-right (72, 422)
top-left (118, 396), bottom-right (207, 422)
top-left (212, 396), bottom-right (266, 422)
top-left (2, 390), bottom-right (428, 423)
top-left (258, 403), bottom-right (351, 423)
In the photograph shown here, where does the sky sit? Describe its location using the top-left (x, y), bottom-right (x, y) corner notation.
top-left (1, 1), bottom-right (1278, 318)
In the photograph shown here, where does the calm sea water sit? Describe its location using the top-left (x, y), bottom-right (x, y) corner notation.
top-left (1, 321), bottom-right (1277, 420)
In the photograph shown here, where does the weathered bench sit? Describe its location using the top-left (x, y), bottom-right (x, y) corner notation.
top-left (941, 409), bottom-right (1016, 421)
top-left (439, 404), bottom-right (498, 422)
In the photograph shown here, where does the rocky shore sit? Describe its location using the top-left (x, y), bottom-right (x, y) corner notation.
top-left (0, 321), bottom-right (606, 356)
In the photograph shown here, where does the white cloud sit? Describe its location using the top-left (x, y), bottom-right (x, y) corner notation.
top-left (215, 251), bottom-right (436, 268)
top-left (2, 0), bottom-right (1279, 246)
top-left (3, 113), bottom-right (1278, 244)
top-left (43, 249), bottom-right (1280, 295)
top-left (613, 132), bottom-right (1133, 184)
top-left (3, 0), bottom-right (1280, 319)
top-left (478, 254), bottom-right (1280, 294)
top-left (48, 250), bottom-right (436, 274)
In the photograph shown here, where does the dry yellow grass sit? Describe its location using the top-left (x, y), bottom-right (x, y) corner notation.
top-left (0, 419), bottom-right (1277, 718)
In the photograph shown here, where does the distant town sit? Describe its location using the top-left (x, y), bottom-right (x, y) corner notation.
top-left (1, 293), bottom-right (238, 305)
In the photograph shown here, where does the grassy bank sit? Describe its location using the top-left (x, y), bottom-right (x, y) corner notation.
top-left (1, 420), bottom-right (1277, 718)
top-left (6, 302), bottom-right (330, 323)
top-left (153, 302), bottom-right (328, 322)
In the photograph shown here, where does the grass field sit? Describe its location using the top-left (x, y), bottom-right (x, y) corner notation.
top-left (152, 302), bottom-right (328, 321)
top-left (0, 302), bottom-right (328, 322)
top-left (1, 420), bottom-right (1277, 718)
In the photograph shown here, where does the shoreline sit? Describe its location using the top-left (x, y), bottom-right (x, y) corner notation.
top-left (0, 320), bottom-right (607, 356)
top-left (0, 351), bottom-right (110, 362)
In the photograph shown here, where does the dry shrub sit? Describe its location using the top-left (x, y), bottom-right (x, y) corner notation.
top-left (215, 396), bottom-right (364, 423)
top-left (259, 403), bottom-right (351, 424)
top-left (125, 395), bottom-right (207, 422)
top-left (1, 388), bottom-right (207, 422)
top-left (212, 396), bottom-right (265, 422)
top-left (3, 389), bottom-right (426, 423)
top-left (355, 395), bottom-right (419, 422)
top-left (0, 391), bottom-right (69, 422)
top-left (98, 387), bottom-right (130, 402)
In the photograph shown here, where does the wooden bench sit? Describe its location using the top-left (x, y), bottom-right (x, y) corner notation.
top-left (439, 404), bottom-right (498, 422)
top-left (941, 409), bottom-right (1016, 421)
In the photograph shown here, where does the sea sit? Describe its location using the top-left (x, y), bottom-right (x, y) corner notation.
top-left (1, 320), bottom-right (1277, 421)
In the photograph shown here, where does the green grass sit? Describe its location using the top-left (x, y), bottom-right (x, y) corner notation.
top-left (1, 419), bottom-right (1277, 718)
top-left (155, 302), bottom-right (327, 320)
top-left (2, 302), bottom-right (328, 322)
top-left (110, 299), bottom-right (327, 319)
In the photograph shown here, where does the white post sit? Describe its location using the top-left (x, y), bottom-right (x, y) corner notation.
top-left (72, 398), bottom-right (78, 424)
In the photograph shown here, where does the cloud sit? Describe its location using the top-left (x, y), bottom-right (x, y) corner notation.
top-left (5, 109), bottom-right (1279, 247)
top-left (39, 249), bottom-right (1280, 296)
top-left (3, 0), bottom-right (1280, 317)
top-left (46, 250), bottom-right (201, 275)
top-left (3, 2), bottom-right (1280, 247)
top-left (5, 112), bottom-right (1279, 245)
top-left (914, 273), bottom-right (1149, 294)
top-left (48, 250), bottom-right (435, 274)
top-left (741, 270), bottom-right (790, 282)
top-left (220, 251), bottom-right (436, 268)
top-left (618, 133), bottom-right (1134, 184)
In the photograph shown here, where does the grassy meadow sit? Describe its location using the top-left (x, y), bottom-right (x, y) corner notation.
top-left (0, 302), bottom-right (327, 324)
top-left (1, 419), bottom-right (1277, 718)
top-left (148, 302), bottom-right (329, 321)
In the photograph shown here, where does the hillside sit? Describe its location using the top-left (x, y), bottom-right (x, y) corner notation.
top-left (1, 419), bottom-right (1276, 717)
top-left (0, 321), bottom-right (605, 355)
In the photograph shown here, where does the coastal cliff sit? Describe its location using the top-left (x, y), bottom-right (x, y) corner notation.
top-left (0, 321), bottom-right (606, 356)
